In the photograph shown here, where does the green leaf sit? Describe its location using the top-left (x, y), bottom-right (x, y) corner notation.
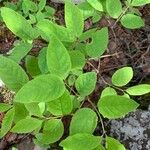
top-left (112, 67), bottom-right (133, 87)
top-left (106, 0), bottom-right (122, 18)
top-left (14, 103), bottom-right (29, 123)
top-left (101, 87), bottom-right (117, 98)
top-left (121, 13), bottom-right (144, 29)
top-left (11, 118), bottom-right (42, 133)
top-left (47, 90), bottom-right (73, 116)
top-left (98, 95), bottom-right (139, 119)
top-left (106, 137), bottom-right (126, 150)
top-left (8, 42), bottom-right (32, 63)
top-left (130, 0), bottom-right (150, 6)
top-left (0, 108), bottom-right (15, 137)
top-left (87, 0), bottom-right (103, 11)
top-left (65, 2), bottom-right (84, 37)
top-left (75, 72), bottom-right (97, 96)
top-left (126, 84), bottom-right (150, 96)
top-left (25, 55), bottom-right (41, 78)
top-left (36, 119), bottom-right (64, 144)
top-left (69, 51), bottom-right (86, 70)
top-left (1, 7), bottom-right (37, 40)
top-left (38, 47), bottom-right (49, 74)
top-left (0, 56), bottom-right (29, 92)
top-left (60, 133), bottom-right (100, 150)
top-left (0, 103), bottom-right (12, 112)
top-left (47, 36), bottom-right (71, 78)
top-left (86, 27), bottom-right (109, 58)
top-left (38, 0), bottom-right (46, 11)
top-left (70, 108), bottom-right (98, 135)
top-left (37, 19), bottom-right (74, 42)
top-left (25, 103), bottom-right (42, 117)
top-left (14, 74), bottom-right (65, 103)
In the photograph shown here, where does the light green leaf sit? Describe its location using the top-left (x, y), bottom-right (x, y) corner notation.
top-left (25, 55), bottom-right (41, 78)
top-left (14, 74), bottom-right (65, 103)
top-left (1, 7), bottom-right (38, 40)
top-left (8, 42), bottom-right (32, 63)
top-left (121, 13), bottom-right (144, 29)
top-left (0, 56), bottom-right (29, 92)
top-left (98, 95), bottom-right (139, 119)
top-left (25, 103), bottom-right (42, 117)
top-left (126, 84), bottom-right (150, 96)
top-left (106, 0), bottom-right (122, 18)
top-left (101, 87), bottom-right (117, 98)
top-left (130, 0), bottom-right (150, 6)
top-left (38, 47), bottom-right (49, 74)
top-left (106, 137), bottom-right (126, 150)
top-left (0, 103), bottom-right (12, 112)
top-left (112, 67), bottom-right (133, 87)
top-left (47, 90), bottom-right (73, 116)
top-left (37, 19), bottom-right (74, 42)
top-left (0, 108), bottom-right (15, 137)
top-left (47, 36), bottom-right (71, 78)
top-left (75, 72), bottom-right (97, 96)
top-left (65, 2), bottom-right (84, 37)
top-left (69, 51), bottom-right (86, 70)
top-left (87, 0), bottom-right (103, 11)
top-left (70, 108), bottom-right (98, 135)
top-left (36, 119), bottom-right (64, 144)
top-left (11, 118), bottom-right (42, 133)
top-left (86, 27), bottom-right (109, 58)
top-left (60, 133), bottom-right (100, 150)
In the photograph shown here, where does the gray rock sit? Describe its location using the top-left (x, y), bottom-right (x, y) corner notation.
top-left (51, 0), bottom-right (85, 4)
top-left (108, 107), bottom-right (150, 150)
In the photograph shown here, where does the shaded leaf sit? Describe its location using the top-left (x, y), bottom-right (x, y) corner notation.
top-left (0, 103), bottom-right (12, 112)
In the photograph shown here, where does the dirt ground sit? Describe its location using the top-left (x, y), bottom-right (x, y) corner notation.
top-left (0, 1), bottom-right (150, 150)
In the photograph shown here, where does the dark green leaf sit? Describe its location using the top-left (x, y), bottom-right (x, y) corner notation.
top-left (25, 55), bottom-right (41, 78)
